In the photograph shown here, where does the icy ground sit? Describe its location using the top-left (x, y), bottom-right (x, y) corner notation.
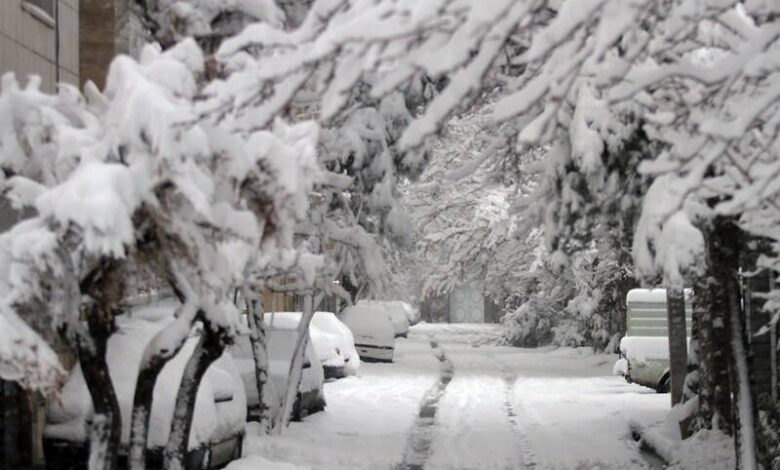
top-left (231, 323), bottom-right (672, 469)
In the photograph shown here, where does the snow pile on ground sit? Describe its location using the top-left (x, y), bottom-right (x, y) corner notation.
top-left (632, 404), bottom-right (735, 470)
top-left (411, 322), bottom-right (504, 346)
top-left (505, 344), bottom-right (668, 469)
top-left (239, 335), bottom-right (439, 469)
top-left (225, 454), bottom-right (309, 470)
top-left (665, 429), bottom-right (735, 470)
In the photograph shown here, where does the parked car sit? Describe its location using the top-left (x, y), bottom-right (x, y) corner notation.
top-left (311, 311), bottom-right (361, 376)
top-left (357, 300), bottom-right (410, 338)
top-left (309, 324), bottom-right (347, 379)
top-left (614, 288), bottom-right (692, 392)
top-left (395, 301), bottom-right (421, 326)
top-left (338, 304), bottom-right (395, 363)
top-left (43, 300), bottom-right (246, 470)
top-left (231, 312), bottom-right (326, 422)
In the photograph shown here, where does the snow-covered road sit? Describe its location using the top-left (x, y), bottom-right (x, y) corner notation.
top-left (234, 323), bottom-right (669, 470)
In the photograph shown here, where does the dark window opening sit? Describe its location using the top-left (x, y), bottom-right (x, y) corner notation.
top-left (26, 0), bottom-right (54, 17)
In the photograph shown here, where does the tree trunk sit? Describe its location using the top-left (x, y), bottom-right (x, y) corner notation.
top-left (666, 286), bottom-right (688, 408)
top-left (740, 236), bottom-right (780, 468)
top-left (273, 293), bottom-right (314, 434)
top-left (128, 303), bottom-right (198, 470)
top-left (163, 323), bottom-right (225, 470)
top-left (684, 287), bottom-right (701, 402)
top-left (77, 311), bottom-right (122, 470)
top-left (78, 261), bottom-right (124, 470)
top-left (727, 272), bottom-right (757, 470)
top-left (244, 288), bottom-right (276, 431)
top-left (706, 216), bottom-right (738, 434)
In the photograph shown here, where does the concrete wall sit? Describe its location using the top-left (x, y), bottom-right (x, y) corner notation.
top-left (0, 0), bottom-right (79, 91)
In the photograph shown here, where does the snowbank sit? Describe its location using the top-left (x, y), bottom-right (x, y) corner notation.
top-left (633, 420), bottom-right (735, 470)
top-left (411, 322), bottom-right (504, 346)
top-left (225, 455), bottom-right (310, 470)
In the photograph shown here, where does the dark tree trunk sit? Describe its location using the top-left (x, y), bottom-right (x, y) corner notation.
top-left (163, 323), bottom-right (225, 469)
top-left (77, 320), bottom-right (122, 470)
top-left (680, 286), bottom-right (702, 438)
top-left (666, 286), bottom-right (688, 408)
top-left (128, 358), bottom-right (167, 470)
top-left (78, 262), bottom-right (124, 470)
top-left (684, 289), bottom-right (701, 402)
top-left (727, 270), bottom-right (757, 470)
top-left (244, 290), bottom-right (275, 430)
top-left (128, 305), bottom-right (197, 470)
top-left (689, 265), bottom-right (715, 433)
top-left (705, 216), bottom-right (739, 434)
top-left (740, 236), bottom-right (780, 468)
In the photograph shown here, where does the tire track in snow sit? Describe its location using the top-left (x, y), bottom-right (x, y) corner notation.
top-left (396, 338), bottom-right (454, 470)
top-left (485, 350), bottom-right (538, 469)
top-left (502, 372), bottom-right (538, 469)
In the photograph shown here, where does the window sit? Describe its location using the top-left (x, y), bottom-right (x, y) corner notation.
top-left (25, 0), bottom-right (54, 17)
top-left (21, 0), bottom-right (56, 28)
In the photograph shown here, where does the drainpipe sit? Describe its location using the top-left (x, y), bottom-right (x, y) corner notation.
top-left (770, 274), bottom-right (777, 403)
top-left (54, 0), bottom-right (60, 84)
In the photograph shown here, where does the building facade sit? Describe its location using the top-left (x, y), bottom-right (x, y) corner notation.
top-left (0, 0), bottom-right (79, 91)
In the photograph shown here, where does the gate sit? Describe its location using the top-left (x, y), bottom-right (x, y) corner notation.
top-left (449, 286), bottom-right (485, 323)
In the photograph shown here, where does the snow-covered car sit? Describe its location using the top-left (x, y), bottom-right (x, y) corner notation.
top-left (231, 312), bottom-right (326, 422)
top-left (43, 300), bottom-right (246, 470)
top-left (615, 288), bottom-right (692, 392)
top-left (357, 300), bottom-right (410, 338)
top-left (311, 311), bottom-right (361, 376)
top-left (338, 304), bottom-right (395, 363)
top-left (395, 301), bottom-right (421, 326)
top-left (310, 326), bottom-right (346, 379)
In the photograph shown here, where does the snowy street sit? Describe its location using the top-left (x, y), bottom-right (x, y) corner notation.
top-left (238, 324), bottom-right (669, 470)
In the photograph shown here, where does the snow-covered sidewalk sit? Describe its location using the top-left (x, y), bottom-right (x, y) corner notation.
top-left (232, 323), bottom-right (670, 469)
top-left (505, 347), bottom-right (669, 468)
top-left (236, 333), bottom-right (440, 469)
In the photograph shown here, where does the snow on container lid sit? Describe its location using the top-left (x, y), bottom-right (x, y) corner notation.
top-left (626, 288), bottom-right (668, 303)
top-left (626, 288), bottom-right (694, 303)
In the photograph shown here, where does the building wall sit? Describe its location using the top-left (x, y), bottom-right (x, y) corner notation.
top-left (0, 0), bottom-right (79, 91)
top-left (80, 0), bottom-right (146, 89)
top-left (0, 5), bottom-right (78, 466)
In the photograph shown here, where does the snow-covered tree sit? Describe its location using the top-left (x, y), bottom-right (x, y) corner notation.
top-left (203, 2), bottom-right (780, 465)
top-left (7, 0), bottom-right (780, 467)
top-left (0, 33), bottom-right (322, 469)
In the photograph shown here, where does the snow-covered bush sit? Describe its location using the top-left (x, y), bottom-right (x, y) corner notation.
top-left (502, 299), bottom-right (555, 348)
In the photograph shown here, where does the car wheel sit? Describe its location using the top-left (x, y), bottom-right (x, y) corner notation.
top-left (292, 393), bottom-right (303, 422)
top-left (657, 373), bottom-right (671, 393)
